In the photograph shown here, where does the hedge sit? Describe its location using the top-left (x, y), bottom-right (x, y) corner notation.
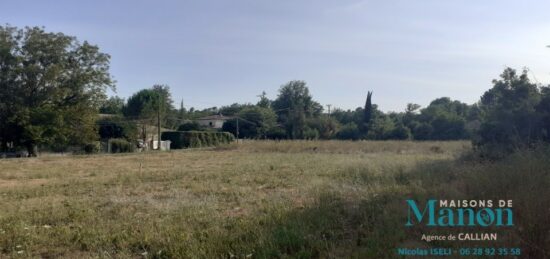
top-left (109, 138), bottom-right (135, 153)
top-left (83, 142), bottom-right (100, 154)
top-left (161, 131), bottom-right (234, 149)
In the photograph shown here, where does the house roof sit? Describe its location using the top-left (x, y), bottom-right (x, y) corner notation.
top-left (98, 113), bottom-right (117, 118)
top-left (197, 114), bottom-right (232, 121)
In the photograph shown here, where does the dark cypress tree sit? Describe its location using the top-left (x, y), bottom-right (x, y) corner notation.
top-left (178, 99), bottom-right (186, 120)
top-left (363, 91), bottom-right (373, 133)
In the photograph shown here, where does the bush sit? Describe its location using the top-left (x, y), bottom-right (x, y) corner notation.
top-left (386, 123), bottom-right (411, 140)
top-left (335, 123), bottom-right (361, 140)
top-left (222, 107), bottom-right (277, 139)
top-left (266, 127), bottom-right (287, 140)
top-left (97, 116), bottom-right (138, 141)
top-left (307, 117), bottom-right (340, 139)
top-left (162, 131), bottom-right (234, 149)
top-left (303, 127), bottom-right (319, 140)
top-left (109, 138), bottom-right (135, 153)
top-left (83, 142), bottom-right (100, 154)
top-left (412, 123), bottom-right (433, 140)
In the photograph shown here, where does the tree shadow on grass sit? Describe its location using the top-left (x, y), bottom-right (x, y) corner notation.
top-left (203, 153), bottom-right (550, 259)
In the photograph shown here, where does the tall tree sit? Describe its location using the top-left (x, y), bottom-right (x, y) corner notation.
top-left (272, 80), bottom-right (322, 138)
top-left (538, 87), bottom-right (550, 142)
top-left (475, 68), bottom-right (543, 156)
top-left (99, 96), bottom-right (125, 114)
top-left (0, 26), bottom-right (113, 155)
top-left (179, 99), bottom-right (186, 115)
top-left (408, 97), bottom-right (470, 140)
top-left (218, 103), bottom-right (252, 116)
top-left (222, 106), bottom-right (277, 139)
top-left (405, 103), bottom-right (421, 114)
top-left (123, 85), bottom-right (173, 119)
top-left (123, 85), bottom-right (174, 141)
top-left (97, 116), bottom-right (137, 141)
top-left (362, 91), bottom-right (373, 134)
top-left (257, 91), bottom-right (271, 108)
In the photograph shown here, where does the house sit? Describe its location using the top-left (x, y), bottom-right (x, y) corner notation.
top-left (197, 114), bottom-right (231, 129)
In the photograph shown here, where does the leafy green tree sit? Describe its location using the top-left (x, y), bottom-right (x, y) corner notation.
top-left (412, 123), bottom-right (433, 140)
top-left (367, 115), bottom-right (396, 140)
top-left (272, 81), bottom-right (323, 138)
top-left (464, 104), bottom-right (482, 135)
top-left (303, 127), bottom-right (319, 140)
top-left (257, 91), bottom-right (271, 108)
top-left (221, 119), bottom-right (238, 137)
top-left (123, 85), bottom-right (173, 119)
top-left (307, 116), bottom-right (340, 139)
top-left (335, 122), bottom-right (361, 140)
top-left (123, 85), bottom-right (174, 140)
top-left (0, 26), bottom-right (113, 155)
top-left (123, 89), bottom-right (159, 120)
top-left (186, 106), bottom-right (218, 120)
top-left (222, 106), bottom-right (277, 139)
top-left (265, 126), bottom-right (287, 139)
top-left (538, 87), bottom-right (550, 141)
top-left (430, 113), bottom-right (467, 140)
top-left (420, 97), bottom-right (469, 120)
top-left (386, 122), bottom-right (411, 140)
top-left (474, 68), bottom-right (543, 156)
top-left (218, 103), bottom-right (253, 116)
top-left (331, 108), bottom-right (361, 125)
top-left (413, 97), bottom-right (470, 140)
top-left (100, 96), bottom-right (125, 114)
top-left (97, 116), bottom-right (137, 141)
top-left (405, 103), bottom-right (421, 113)
top-left (403, 103), bottom-right (421, 131)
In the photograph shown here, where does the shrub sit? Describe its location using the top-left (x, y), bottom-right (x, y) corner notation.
top-left (97, 116), bottom-right (138, 141)
top-left (412, 123), bottom-right (433, 140)
top-left (386, 123), bottom-right (411, 140)
top-left (109, 138), bottom-right (135, 153)
top-left (335, 123), bottom-right (361, 140)
top-left (83, 142), bottom-right (100, 154)
top-left (266, 127), bottom-right (287, 140)
top-left (307, 117), bottom-right (340, 139)
top-left (162, 131), bottom-right (234, 149)
top-left (303, 127), bottom-right (319, 140)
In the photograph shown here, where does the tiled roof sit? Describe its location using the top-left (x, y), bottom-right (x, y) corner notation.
top-left (197, 114), bottom-right (232, 120)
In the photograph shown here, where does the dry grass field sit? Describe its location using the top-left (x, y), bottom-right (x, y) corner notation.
top-left (0, 140), bottom-right (548, 258)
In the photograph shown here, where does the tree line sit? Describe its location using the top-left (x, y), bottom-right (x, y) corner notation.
top-left (97, 80), bottom-right (476, 142)
top-left (2, 26), bottom-right (550, 158)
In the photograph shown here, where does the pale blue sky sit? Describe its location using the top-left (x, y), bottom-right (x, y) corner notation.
top-left (2, 0), bottom-right (550, 111)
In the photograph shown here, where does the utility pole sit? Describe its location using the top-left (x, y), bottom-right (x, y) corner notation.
top-left (157, 94), bottom-right (162, 150)
top-left (326, 104), bottom-right (332, 117)
top-left (236, 117), bottom-right (239, 140)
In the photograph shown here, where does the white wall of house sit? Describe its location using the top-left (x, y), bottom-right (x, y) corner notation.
top-left (198, 119), bottom-right (225, 129)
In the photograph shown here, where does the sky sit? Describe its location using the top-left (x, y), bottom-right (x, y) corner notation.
top-left (2, 0), bottom-right (550, 112)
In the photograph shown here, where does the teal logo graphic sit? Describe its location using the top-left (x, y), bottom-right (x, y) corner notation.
top-left (405, 199), bottom-right (513, 227)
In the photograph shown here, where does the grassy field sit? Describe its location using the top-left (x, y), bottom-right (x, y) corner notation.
top-left (0, 140), bottom-right (548, 258)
